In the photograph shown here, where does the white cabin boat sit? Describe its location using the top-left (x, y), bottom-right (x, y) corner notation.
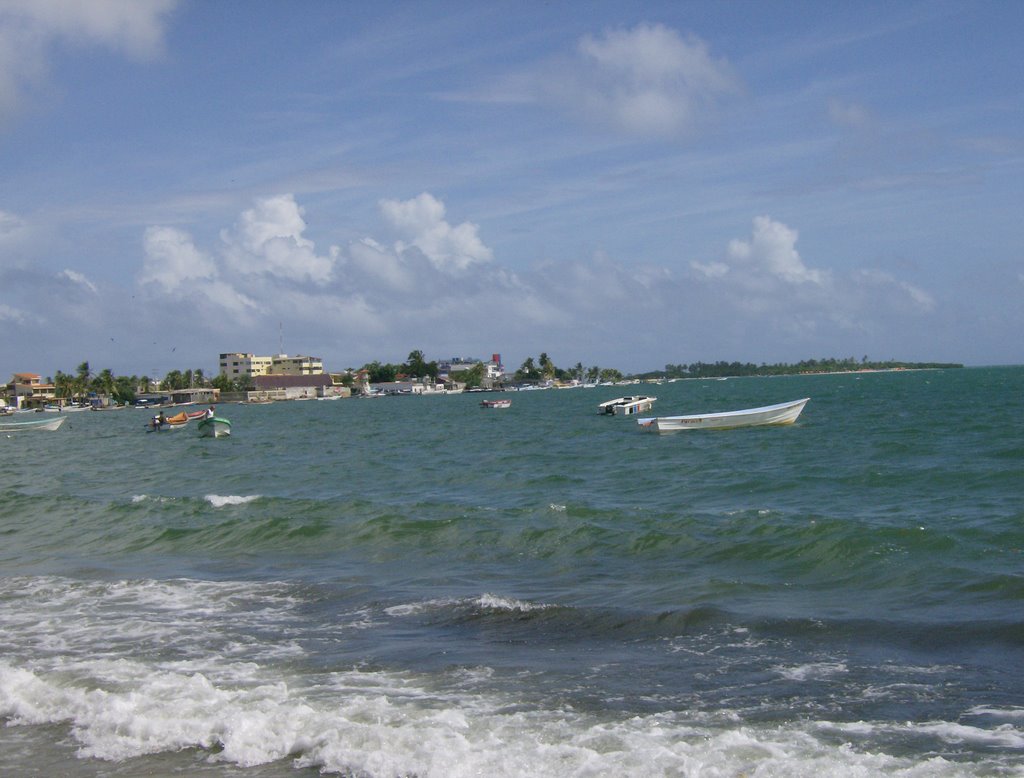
top-left (598, 396), bottom-right (656, 416)
top-left (637, 398), bottom-right (808, 432)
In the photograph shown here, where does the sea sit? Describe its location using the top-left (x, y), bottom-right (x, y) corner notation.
top-left (1, 366), bottom-right (1022, 777)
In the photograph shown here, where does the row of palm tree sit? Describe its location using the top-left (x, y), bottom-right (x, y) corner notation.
top-left (513, 353), bottom-right (623, 384)
top-left (51, 362), bottom-right (209, 405)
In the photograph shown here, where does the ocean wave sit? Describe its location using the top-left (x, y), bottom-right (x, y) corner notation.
top-left (2, 658), bottom-right (1016, 776)
top-left (205, 494), bottom-right (262, 507)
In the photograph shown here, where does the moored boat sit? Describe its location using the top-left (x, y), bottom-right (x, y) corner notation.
top-left (480, 399), bottom-right (512, 409)
top-left (637, 398), bottom-right (809, 432)
top-left (598, 395), bottom-right (656, 416)
top-left (197, 416), bottom-right (232, 438)
top-left (0, 415), bottom-right (67, 432)
top-left (165, 411), bottom-right (190, 426)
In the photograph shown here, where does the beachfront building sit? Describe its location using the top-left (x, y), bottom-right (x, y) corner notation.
top-left (219, 353), bottom-right (274, 381)
top-left (253, 373), bottom-right (350, 400)
top-left (271, 354), bottom-right (324, 376)
top-left (218, 353), bottom-right (324, 381)
top-left (3, 373), bottom-right (57, 411)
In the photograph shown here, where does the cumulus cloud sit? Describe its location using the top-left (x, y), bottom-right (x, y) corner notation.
top-left (0, 0), bottom-right (177, 121)
top-left (124, 193), bottom-right (944, 373)
top-left (379, 192), bottom-right (493, 271)
top-left (347, 237), bottom-right (416, 292)
top-left (141, 226), bottom-right (216, 291)
top-left (221, 194), bottom-right (337, 285)
top-left (547, 23), bottom-right (739, 138)
top-left (727, 216), bottom-right (827, 285)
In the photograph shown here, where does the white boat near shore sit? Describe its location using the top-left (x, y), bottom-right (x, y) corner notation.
top-left (0, 415), bottom-right (67, 432)
top-left (637, 398), bottom-right (809, 432)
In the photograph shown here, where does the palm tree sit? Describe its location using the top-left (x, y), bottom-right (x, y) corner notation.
top-left (54, 370), bottom-right (73, 401)
top-left (91, 369), bottom-right (115, 404)
top-left (75, 361), bottom-right (91, 401)
top-left (538, 352), bottom-right (555, 380)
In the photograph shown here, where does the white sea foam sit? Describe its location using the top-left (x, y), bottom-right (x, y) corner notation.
top-left (966, 705), bottom-right (1024, 720)
top-left (0, 577), bottom-right (1016, 777)
top-left (2, 659), bottom-right (996, 776)
top-left (822, 719), bottom-right (1024, 749)
top-left (476, 593), bottom-right (550, 612)
top-left (385, 594), bottom-right (551, 618)
top-left (773, 661), bottom-right (849, 681)
top-left (204, 494), bottom-right (260, 507)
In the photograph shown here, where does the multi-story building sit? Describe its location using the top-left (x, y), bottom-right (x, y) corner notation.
top-left (218, 353), bottom-right (324, 381)
top-left (270, 354), bottom-right (324, 375)
top-left (219, 353), bottom-right (274, 380)
top-left (4, 373), bottom-right (57, 410)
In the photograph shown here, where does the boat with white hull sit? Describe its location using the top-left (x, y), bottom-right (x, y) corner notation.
top-left (0, 415), bottom-right (67, 432)
top-left (637, 398), bottom-right (808, 432)
top-left (197, 416), bottom-right (232, 438)
top-left (598, 396), bottom-right (656, 416)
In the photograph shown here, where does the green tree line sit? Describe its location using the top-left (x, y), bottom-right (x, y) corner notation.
top-left (639, 357), bottom-right (963, 380)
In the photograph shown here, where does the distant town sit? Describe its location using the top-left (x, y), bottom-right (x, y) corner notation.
top-left (2, 350), bottom-right (962, 411)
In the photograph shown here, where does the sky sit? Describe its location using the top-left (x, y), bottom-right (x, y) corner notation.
top-left (1, 0), bottom-right (1021, 379)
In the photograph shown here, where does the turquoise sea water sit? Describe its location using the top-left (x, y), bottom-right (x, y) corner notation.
top-left (1, 366), bottom-right (1022, 776)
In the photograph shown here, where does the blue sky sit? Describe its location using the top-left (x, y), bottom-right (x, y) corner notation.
top-left (1, 0), bottom-right (1021, 379)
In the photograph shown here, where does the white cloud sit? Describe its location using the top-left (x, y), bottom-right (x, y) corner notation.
top-left (221, 194), bottom-right (337, 285)
top-left (727, 216), bottom-right (827, 285)
top-left (123, 194), bottom-right (944, 373)
top-left (548, 23), bottom-right (739, 138)
top-left (690, 260), bottom-right (730, 279)
top-left (140, 225), bottom-right (259, 319)
top-left (379, 192), bottom-right (493, 271)
top-left (854, 269), bottom-right (935, 312)
top-left (58, 268), bottom-right (98, 294)
top-left (0, 0), bottom-right (177, 120)
top-left (140, 225), bottom-right (216, 291)
top-left (347, 237), bottom-right (416, 292)
top-left (0, 302), bottom-right (27, 325)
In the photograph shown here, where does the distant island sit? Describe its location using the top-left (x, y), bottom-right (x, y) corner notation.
top-left (635, 358), bottom-right (963, 381)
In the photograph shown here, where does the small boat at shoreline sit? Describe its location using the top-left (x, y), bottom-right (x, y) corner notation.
top-left (197, 416), bottom-right (231, 438)
top-left (637, 398), bottom-right (809, 432)
top-left (598, 396), bottom-right (656, 416)
top-left (480, 399), bottom-right (512, 409)
top-left (0, 415), bottom-right (67, 432)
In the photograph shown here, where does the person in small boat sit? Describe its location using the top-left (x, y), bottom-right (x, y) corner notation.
top-left (152, 411), bottom-right (167, 430)
top-left (205, 406), bottom-right (215, 419)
